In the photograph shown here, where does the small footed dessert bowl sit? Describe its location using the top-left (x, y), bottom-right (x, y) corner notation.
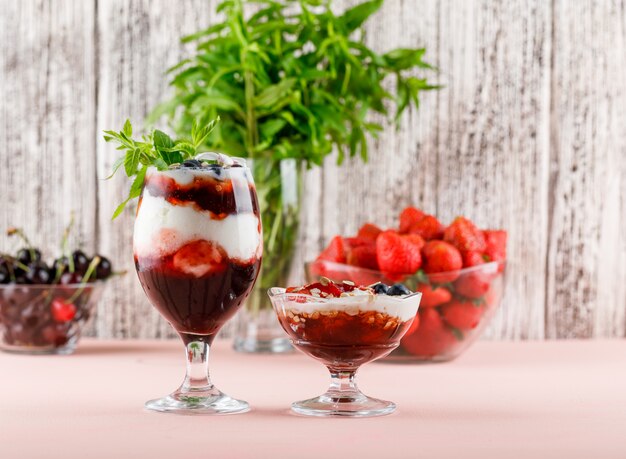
top-left (268, 279), bottom-right (421, 417)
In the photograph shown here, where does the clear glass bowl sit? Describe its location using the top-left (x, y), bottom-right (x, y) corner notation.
top-left (268, 286), bottom-right (421, 416)
top-left (0, 282), bottom-right (104, 355)
top-left (306, 259), bottom-right (506, 362)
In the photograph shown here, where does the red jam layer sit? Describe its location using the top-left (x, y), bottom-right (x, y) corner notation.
top-left (143, 171), bottom-right (259, 217)
top-left (276, 309), bottom-right (411, 370)
top-left (135, 242), bottom-right (261, 340)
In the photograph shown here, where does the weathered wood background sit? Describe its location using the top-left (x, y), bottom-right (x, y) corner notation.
top-left (0, 0), bottom-right (624, 339)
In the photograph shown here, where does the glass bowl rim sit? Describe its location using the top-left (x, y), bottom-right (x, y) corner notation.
top-left (0, 281), bottom-right (106, 290)
top-left (268, 287), bottom-right (422, 304)
top-left (305, 258), bottom-right (505, 276)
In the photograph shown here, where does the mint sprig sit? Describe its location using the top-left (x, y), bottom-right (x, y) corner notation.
top-left (103, 118), bottom-right (220, 219)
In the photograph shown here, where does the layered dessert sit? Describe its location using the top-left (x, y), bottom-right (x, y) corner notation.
top-left (270, 280), bottom-right (420, 370)
top-left (134, 159), bottom-right (262, 343)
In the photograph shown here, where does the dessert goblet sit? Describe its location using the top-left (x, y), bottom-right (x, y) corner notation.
top-left (268, 280), bottom-right (421, 417)
top-left (134, 154), bottom-right (262, 414)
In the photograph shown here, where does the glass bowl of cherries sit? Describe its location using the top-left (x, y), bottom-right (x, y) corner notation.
top-left (0, 228), bottom-right (115, 355)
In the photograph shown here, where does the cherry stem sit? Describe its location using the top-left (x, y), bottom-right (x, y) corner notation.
top-left (6, 227), bottom-right (35, 262)
top-left (67, 256), bottom-right (100, 304)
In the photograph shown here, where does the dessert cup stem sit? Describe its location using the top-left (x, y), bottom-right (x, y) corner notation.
top-left (290, 367), bottom-right (395, 417)
top-left (328, 369), bottom-right (359, 396)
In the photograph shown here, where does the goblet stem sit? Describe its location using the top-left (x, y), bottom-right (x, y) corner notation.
top-left (144, 334), bottom-right (249, 414)
top-left (182, 340), bottom-right (213, 394)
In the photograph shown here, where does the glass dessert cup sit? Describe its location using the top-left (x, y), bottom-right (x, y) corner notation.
top-left (306, 260), bottom-right (506, 362)
top-left (0, 282), bottom-right (104, 355)
top-left (134, 154), bottom-right (262, 414)
top-left (268, 286), bottom-right (421, 417)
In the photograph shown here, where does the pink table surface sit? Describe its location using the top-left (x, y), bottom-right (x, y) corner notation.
top-left (1, 339), bottom-right (625, 459)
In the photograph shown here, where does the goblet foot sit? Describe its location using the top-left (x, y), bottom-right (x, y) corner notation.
top-left (291, 391), bottom-right (395, 417)
top-left (145, 388), bottom-right (249, 415)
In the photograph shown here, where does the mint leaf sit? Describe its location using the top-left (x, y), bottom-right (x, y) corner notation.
top-left (103, 120), bottom-right (220, 219)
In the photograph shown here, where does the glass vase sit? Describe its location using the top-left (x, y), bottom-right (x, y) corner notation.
top-left (233, 158), bottom-right (302, 353)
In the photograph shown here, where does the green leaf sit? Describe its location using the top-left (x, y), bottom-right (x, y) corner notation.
top-left (130, 166), bottom-right (147, 198)
top-left (339, 0), bottom-right (383, 32)
top-left (383, 48), bottom-right (432, 70)
top-left (105, 156), bottom-right (125, 180)
top-left (153, 130), bottom-right (175, 150)
top-left (111, 198), bottom-right (130, 220)
top-left (123, 149), bottom-right (141, 176)
top-left (259, 118), bottom-right (287, 139)
top-left (123, 119), bottom-right (133, 137)
top-left (253, 78), bottom-right (297, 108)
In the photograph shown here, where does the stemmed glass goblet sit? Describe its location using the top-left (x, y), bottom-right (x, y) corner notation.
top-left (134, 153), bottom-right (262, 414)
top-left (269, 281), bottom-right (421, 417)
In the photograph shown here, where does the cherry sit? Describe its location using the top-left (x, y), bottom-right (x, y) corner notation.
top-left (72, 250), bottom-right (90, 274)
top-left (0, 264), bottom-right (11, 284)
top-left (95, 256), bottom-right (112, 279)
top-left (52, 256), bottom-right (70, 274)
top-left (51, 299), bottom-right (77, 322)
top-left (59, 271), bottom-right (81, 285)
top-left (24, 262), bottom-right (52, 284)
top-left (17, 248), bottom-right (41, 265)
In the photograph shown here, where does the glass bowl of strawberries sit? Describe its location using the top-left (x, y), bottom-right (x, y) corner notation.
top-left (0, 228), bottom-right (116, 355)
top-left (305, 208), bottom-right (507, 362)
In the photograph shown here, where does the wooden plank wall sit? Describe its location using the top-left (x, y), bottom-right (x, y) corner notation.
top-left (0, 0), bottom-right (624, 339)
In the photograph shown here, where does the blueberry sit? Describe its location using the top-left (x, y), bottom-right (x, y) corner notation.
top-left (17, 248), bottom-right (41, 265)
top-left (387, 283), bottom-right (411, 296)
top-left (95, 256), bottom-right (112, 280)
top-left (72, 250), bottom-right (90, 274)
top-left (372, 283), bottom-right (389, 294)
top-left (208, 164), bottom-right (222, 176)
top-left (182, 159), bottom-right (202, 168)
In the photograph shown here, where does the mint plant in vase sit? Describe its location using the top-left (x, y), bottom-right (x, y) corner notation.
top-left (150, 0), bottom-right (437, 353)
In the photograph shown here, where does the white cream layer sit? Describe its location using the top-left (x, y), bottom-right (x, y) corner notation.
top-left (279, 292), bottom-right (421, 322)
top-left (133, 188), bottom-right (261, 261)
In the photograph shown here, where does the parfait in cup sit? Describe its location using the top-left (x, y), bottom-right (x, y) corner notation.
top-left (134, 153), bottom-right (262, 414)
top-left (269, 280), bottom-right (421, 417)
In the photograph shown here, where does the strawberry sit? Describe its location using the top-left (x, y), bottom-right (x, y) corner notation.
top-left (405, 312), bottom-right (420, 336)
top-left (440, 299), bottom-right (484, 330)
top-left (422, 240), bottom-right (463, 282)
top-left (416, 283), bottom-right (452, 308)
top-left (408, 215), bottom-right (445, 240)
top-left (347, 244), bottom-right (379, 270)
top-left (173, 240), bottom-right (227, 277)
top-left (357, 223), bottom-right (382, 242)
top-left (462, 250), bottom-right (485, 267)
top-left (402, 233), bottom-right (425, 251)
top-left (376, 230), bottom-right (422, 275)
top-left (343, 237), bottom-right (371, 250)
top-left (289, 281), bottom-right (343, 297)
top-left (484, 230), bottom-right (507, 262)
top-left (399, 207), bottom-right (426, 233)
top-left (443, 217), bottom-right (486, 252)
top-left (401, 308), bottom-right (457, 357)
top-left (454, 271), bottom-right (491, 299)
top-left (51, 299), bottom-right (77, 323)
top-left (317, 236), bottom-right (346, 263)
